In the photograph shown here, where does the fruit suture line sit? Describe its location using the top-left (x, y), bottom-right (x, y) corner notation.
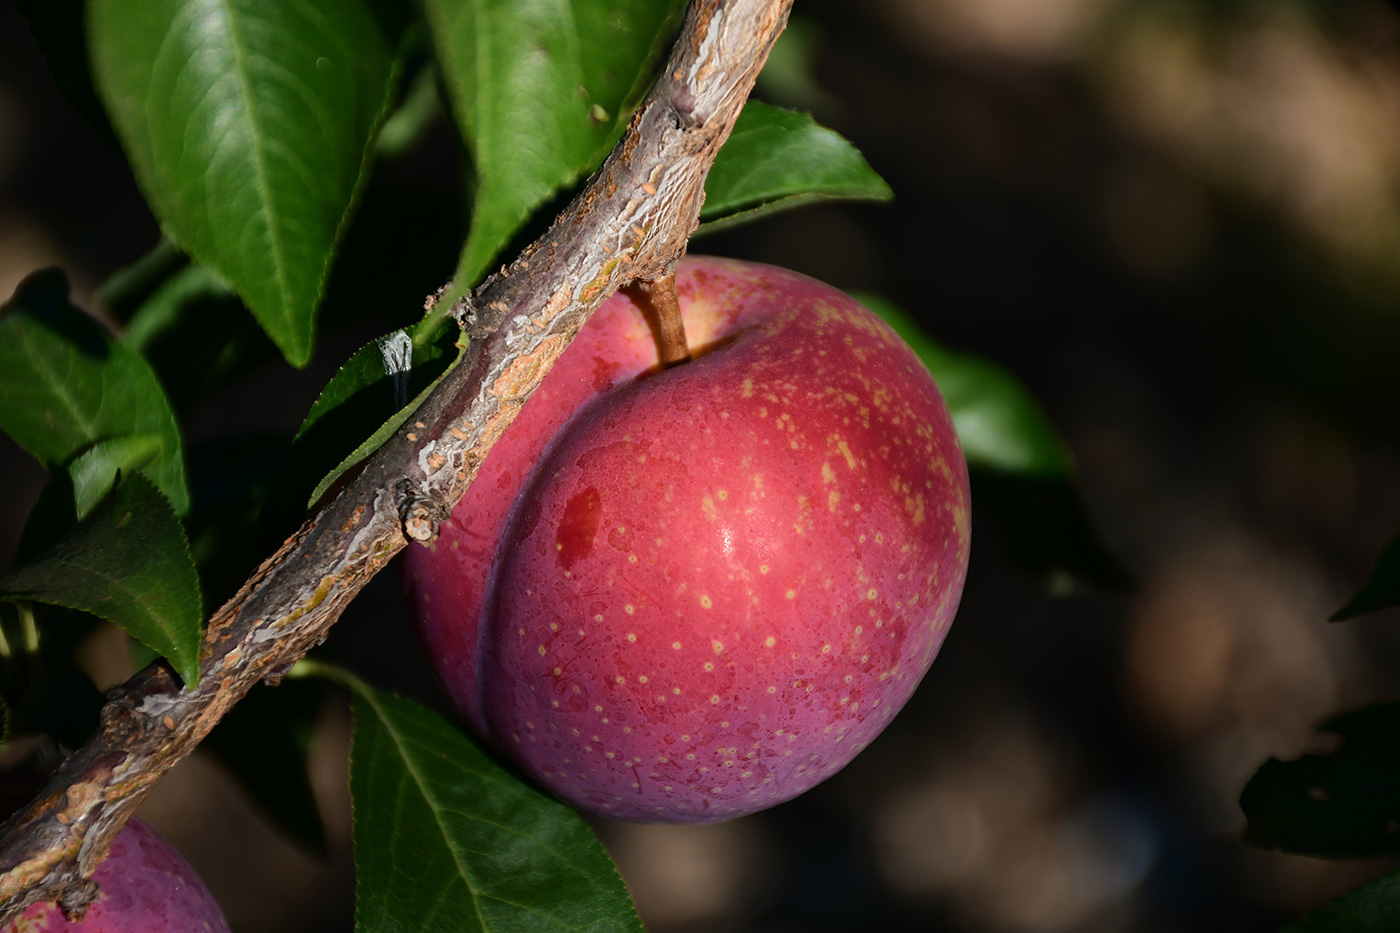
top-left (0, 0), bottom-right (794, 922)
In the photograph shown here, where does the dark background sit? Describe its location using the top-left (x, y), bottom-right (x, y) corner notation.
top-left (4, 0), bottom-right (1400, 930)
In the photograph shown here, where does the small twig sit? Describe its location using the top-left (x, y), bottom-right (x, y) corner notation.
top-left (0, 0), bottom-right (792, 921)
top-left (627, 273), bottom-right (691, 366)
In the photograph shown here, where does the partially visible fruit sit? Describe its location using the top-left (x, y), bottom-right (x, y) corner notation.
top-left (4, 819), bottom-right (229, 932)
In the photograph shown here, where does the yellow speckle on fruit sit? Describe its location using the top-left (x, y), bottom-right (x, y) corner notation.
top-left (704, 661), bottom-right (714, 672)
top-left (672, 641), bottom-right (682, 650)
top-left (538, 645), bottom-right (547, 656)
top-left (785, 590), bottom-right (796, 600)
top-left (712, 640), bottom-right (724, 654)
top-left (627, 632), bottom-right (637, 643)
top-left (625, 604), bottom-right (635, 615)
top-left (764, 636), bottom-right (776, 648)
top-left (711, 695), bottom-right (720, 704)
top-left (759, 564), bottom-right (769, 574)
top-left (821, 644), bottom-right (832, 653)
top-left (866, 588), bottom-right (877, 600)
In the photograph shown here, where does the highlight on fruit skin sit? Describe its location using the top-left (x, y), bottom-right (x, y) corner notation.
top-left (404, 257), bottom-right (970, 823)
top-left (4, 819), bottom-right (229, 932)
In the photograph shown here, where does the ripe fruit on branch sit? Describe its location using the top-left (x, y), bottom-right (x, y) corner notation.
top-left (404, 257), bottom-right (970, 822)
top-left (4, 819), bottom-right (229, 932)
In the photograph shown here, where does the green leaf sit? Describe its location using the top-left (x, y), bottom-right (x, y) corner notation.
top-left (307, 331), bottom-right (467, 508)
top-left (264, 314), bottom-right (460, 536)
top-left (1283, 868), bottom-right (1400, 932)
top-left (97, 239), bottom-right (186, 319)
top-left (204, 679), bottom-right (327, 855)
top-left (0, 473), bottom-right (202, 687)
top-left (1241, 703), bottom-right (1400, 859)
top-left (855, 292), bottom-right (1074, 476)
top-left (0, 269), bottom-right (189, 514)
top-left (753, 17), bottom-right (836, 114)
top-left (88, 0), bottom-right (406, 366)
top-left (973, 472), bottom-right (1133, 594)
top-left (68, 434), bottom-right (163, 521)
top-left (425, 0), bottom-right (684, 287)
top-left (849, 292), bottom-right (1126, 592)
top-left (347, 679), bottom-right (644, 933)
top-left (696, 102), bottom-right (892, 235)
top-left (1333, 536), bottom-right (1400, 620)
top-left (120, 262), bottom-right (280, 408)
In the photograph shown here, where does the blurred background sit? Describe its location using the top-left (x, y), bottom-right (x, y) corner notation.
top-left (4, 0), bottom-right (1400, 930)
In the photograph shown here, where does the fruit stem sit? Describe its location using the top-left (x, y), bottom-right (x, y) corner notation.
top-left (628, 273), bottom-right (690, 367)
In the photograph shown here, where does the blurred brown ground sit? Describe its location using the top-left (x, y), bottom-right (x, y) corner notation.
top-left (4, 0), bottom-right (1400, 930)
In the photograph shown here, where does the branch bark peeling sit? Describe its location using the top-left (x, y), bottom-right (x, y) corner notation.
top-left (0, 0), bottom-right (793, 920)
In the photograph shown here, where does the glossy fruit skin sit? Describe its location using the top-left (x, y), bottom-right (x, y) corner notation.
top-left (5, 819), bottom-right (229, 932)
top-left (404, 257), bottom-right (970, 822)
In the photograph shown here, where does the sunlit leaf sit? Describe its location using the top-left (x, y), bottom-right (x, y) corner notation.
top-left (424, 0), bottom-right (684, 287)
top-left (696, 102), bottom-right (891, 235)
top-left (89, 0), bottom-right (405, 365)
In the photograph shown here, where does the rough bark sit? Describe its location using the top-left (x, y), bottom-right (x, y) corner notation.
top-left (0, 0), bottom-right (793, 920)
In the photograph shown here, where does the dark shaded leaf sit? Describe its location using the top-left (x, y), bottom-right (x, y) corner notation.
top-left (204, 679), bottom-right (327, 855)
top-left (13, 0), bottom-right (117, 148)
top-left (857, 292), bottom-right (1073, 476)
top-left (1283, 868), bottom-right (1400, 932)
top-left (424, 0), bottom-right (684, 286)
top-left (120, 263), bottom-right (280, 408)
top-left (1242, 703), bottom-right (1400, 859)
top-left (89, 0), bottom-right (406, 365)
top-left (345, 676), bottom-right (644, 933)
top-left (973, 472), bottom-right (1133, 594)
top-left (18, 666), bottom-right (103, 751)
top-left (0, 473), bottom-right (202, 686)
top-left (753, 17), bottom-right (836, 115)
top-left (1333, 536), bottom-right (1400, 621)
top-left (185, 435), bottom-right (286, 610)
top-left (264, 314), bottom-right (460, 539)
top-left (0, 269), bottom-right (189, 513)
top-left (97, 238), bottom-right (185, 319)
top-left (696, 102), bottom-right (892, 235)
top-left (308, 330), bottom-right (467, 507)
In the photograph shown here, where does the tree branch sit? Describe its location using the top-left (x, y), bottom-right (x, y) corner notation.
top-left (0, 0), bottom-right (793, 920)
